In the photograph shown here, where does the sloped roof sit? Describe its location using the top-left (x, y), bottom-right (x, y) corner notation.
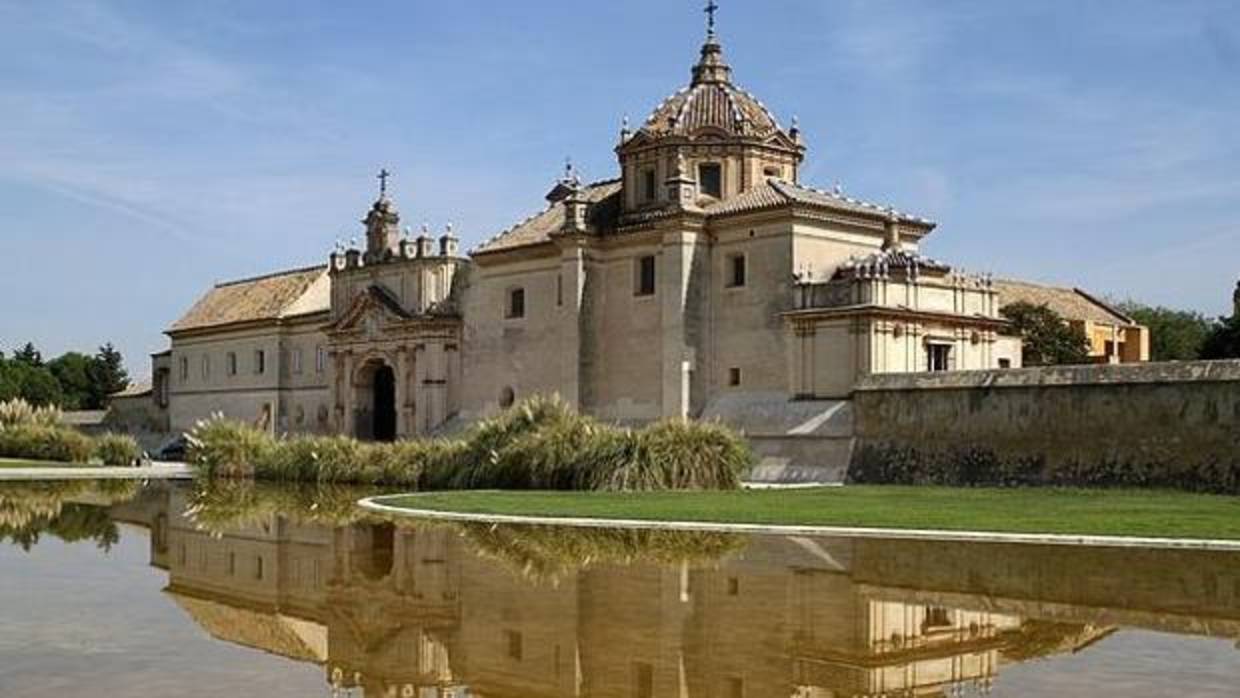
top-left (110, 381), bottom-right (151, 398)
top-left (995, 279), bottom-right (1135, 326)
top-left (473, 179), bottom-right (622, 255)
top-left (166, 589), bottom-right (324, 663)
top-left (169, 265), bottom-right (329, 333)
top-left (705, 178), bottom-right (935, 227)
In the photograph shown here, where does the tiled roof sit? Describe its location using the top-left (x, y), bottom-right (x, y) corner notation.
top-left (643, 82), bottom-right (782, 139)
top-left (995, 279), bottom-right (1135, 326)
top-left (167, 589), bottom-right (323, 663)
top-left (473, 179), bottom-right (622, 255)
top-left (705, 178), bottom-right (935, 227)
top-left (169, 265), bottom-right (329, 333)
top-left (110, 381), bottom-right (152, 398)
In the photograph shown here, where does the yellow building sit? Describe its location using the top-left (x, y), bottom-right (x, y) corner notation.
top-left (995, 279), bottom-right (1149, 364)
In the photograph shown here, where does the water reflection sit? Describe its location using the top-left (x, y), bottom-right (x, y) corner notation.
top-left (4, 480), bottom-right (1239, 697)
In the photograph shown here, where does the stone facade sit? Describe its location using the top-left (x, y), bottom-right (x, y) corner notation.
top-left (850, 359), bottom-right (1240, 488)
top-left (155, 14), bottom-right (1142, 479)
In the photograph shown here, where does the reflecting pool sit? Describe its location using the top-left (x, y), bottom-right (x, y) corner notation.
top-left (1, 479), bottom-right (1238, 697)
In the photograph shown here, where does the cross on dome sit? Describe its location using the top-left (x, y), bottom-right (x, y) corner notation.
top-left (705, 0), bottom-right (719, 38)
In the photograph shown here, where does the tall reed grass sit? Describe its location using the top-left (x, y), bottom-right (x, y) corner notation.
top-left (0, 398), bottom-right (142, 465)
top-left (187, 395), bottom-right (752, 491)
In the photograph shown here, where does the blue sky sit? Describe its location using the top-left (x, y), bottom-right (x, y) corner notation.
top-left (1, 0), bottom-right (1237, 370)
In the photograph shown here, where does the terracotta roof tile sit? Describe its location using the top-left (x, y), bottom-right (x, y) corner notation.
top-left (704, 178), bottom-right (935, 227)
top-left (169, 265), bottom-right (329, 333)
top-left (473, 180), bottom-right (622, 255)
top-left (995, 279), bottom-right (1135, 326)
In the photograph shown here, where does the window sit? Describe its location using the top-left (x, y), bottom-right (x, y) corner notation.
top-left (316, 346), bottom-right (326, 373)
top-left (505, 630), bottom-right (523, 661)
top-left (255, 349), bottom-right (266, 375)
top-left (727, 577), bottom-right (740, 596)
top-left (998, 358), bottom-right (1012, 369)
top-left (178, 357), bottom-right (188, 381)
top-left (228, 552), bottom-right (236, 576)
top-left (726, 677), bottom-right (744, 698)
top-left (556, 273), bottom-right (564, 307)
top-left (635, 255), bottom-right (656, 296)
top-left (254, 555), bottom-right (264, 580)
top-left (291, 348), bottom-right (303, 374)
top-left (226, 352), bottom-right (237, 376)
top-left (698, 162), bottom-right (722, 198)
top-left (728, 367), bottom-right (741, 387)
top-left (499, 386), bottom-right (516, 409)
top-left (642, 168), bottom-right (657, 201)
top-left (200, 355), bottom-right (210, 380)
top-left (507, 287), bottom-right (525, 319)
top-left (727, 253), bottom-right (746, 288)
top-left (928, 344), bottom-right (951, 372)
top-left (763, 164), bottom-right (781, 178)
top-left (633, 662), bottom-right (654, 698)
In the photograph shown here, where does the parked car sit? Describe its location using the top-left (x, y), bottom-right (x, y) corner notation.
top-left (154, 434), bottom-right (189, 462)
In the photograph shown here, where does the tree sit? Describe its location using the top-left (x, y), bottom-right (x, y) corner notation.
top-left (48, 352), bottom-right (96, 410)
top-left (1201, 315), bottom-right (1240, 359)
top-left (87, 343), bottom-right (129, 407)
top-left (1116, 301), bottom-right (1215, 361)
top-left (13, 342), bottom-right (43, 367)
top-left (1000, 302), bottom-right (1091, 366)
top-left (7, 362), bottom-right (64, 406)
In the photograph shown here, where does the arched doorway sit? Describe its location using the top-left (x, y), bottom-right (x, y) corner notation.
top-left (372, 364), bottom-right (396, 442)
top-left (355, 359), bottom-right (398, 442)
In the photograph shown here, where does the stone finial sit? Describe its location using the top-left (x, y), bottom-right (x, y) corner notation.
top-left (439, 223), bottom-right (459, 257)
top-left (415, 224), bottom-right (434, 258)
top-left (790, 114), bottom-right (801, 143)
top-left (619, 114), bottom-right (631, 144)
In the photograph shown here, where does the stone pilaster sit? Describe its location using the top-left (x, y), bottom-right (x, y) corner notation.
top-left (659, 227), bottom-right (700, 419)
top-left (557, 237), bottom-right (587, 409)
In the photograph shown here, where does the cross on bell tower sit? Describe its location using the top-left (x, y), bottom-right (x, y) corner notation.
top-left (377, 168), bottom-right (391, 198)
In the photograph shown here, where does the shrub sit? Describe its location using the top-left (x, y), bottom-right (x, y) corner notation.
top-left (0, 398), bottom-right (62, 428)
top-left (596, 419), bottom-right (752, 491)
top-left (0, 424), bottom-right (95, 463)
top-left (186, 396), bottom-right (753, 492)
top-left (186, 415), bottom-right (273, 478)
top-left (92, 433), bottom-right (142, 466)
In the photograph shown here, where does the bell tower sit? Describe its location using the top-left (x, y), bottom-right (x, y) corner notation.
top-left (364, 169), bottom-right (401, 261)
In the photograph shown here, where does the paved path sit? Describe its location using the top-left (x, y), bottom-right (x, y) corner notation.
top-left (0, 462), bottom-right (193, 481)
top-left (359, 493), bottom-right (1240, 553)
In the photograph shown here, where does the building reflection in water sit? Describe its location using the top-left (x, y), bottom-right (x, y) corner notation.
top-left (96, 483), bottom-right (1240, 698)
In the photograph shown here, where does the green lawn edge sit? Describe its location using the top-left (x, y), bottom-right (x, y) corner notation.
top-left (373, 486), bottom-right (1240, 541)
top-left (0, 457), bottom-right (86, 469)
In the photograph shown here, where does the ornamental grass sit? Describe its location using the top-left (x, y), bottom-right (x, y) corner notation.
top-left (186, 395), bottom-right (753, 491)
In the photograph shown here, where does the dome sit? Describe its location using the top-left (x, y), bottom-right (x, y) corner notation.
top-left (640, 37), bottom-right (785, 140)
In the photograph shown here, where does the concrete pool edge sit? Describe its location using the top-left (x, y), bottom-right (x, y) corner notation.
top-left (0, 462), bottom-right (193, 481)
top-left (358, 492), bottom-right (1240, 552)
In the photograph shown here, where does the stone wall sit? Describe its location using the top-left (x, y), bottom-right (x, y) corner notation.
top-left (849, 360), bottom-right (1240, 492)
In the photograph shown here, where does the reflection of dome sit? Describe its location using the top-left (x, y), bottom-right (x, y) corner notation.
top-left (640, 37), bottom-right (784, 140)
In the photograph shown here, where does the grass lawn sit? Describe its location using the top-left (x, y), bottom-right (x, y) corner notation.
top-left (376, 487), bottom-right (1240, 540)
top-left (0, 458), bottom-right (81, 469)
